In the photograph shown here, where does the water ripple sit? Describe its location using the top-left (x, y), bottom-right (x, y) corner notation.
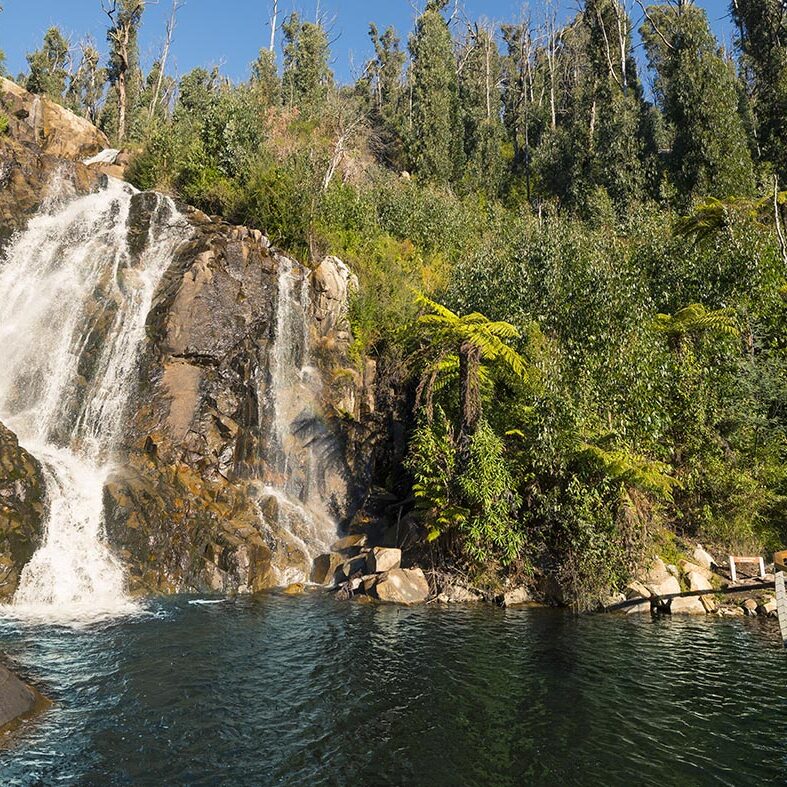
top-left (0, 596), bottom-right (785, 785)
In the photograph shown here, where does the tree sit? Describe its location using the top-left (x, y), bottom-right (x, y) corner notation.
top-left (414, 295), bottom-right (531, 439)
top-left (65, 40), bottom-right (106, 123)
top-left (458, 22), bottom-right (505, 197)
top-left (251, 48), bottom-right (280, 105)
top-left (582, 0), bottom-right (653, 210)
top-left (640, 3), bottom-right (755, 203)
top-left (26, 27), bottom-right (70, 100)
top-left (407, 0), bottom-right (462, 184)
top-left (365, 23), bottom-right (405, 121)
top-left (281, 12), bottom-right (332, 112)
top-left (731, 0), bottom-right (787, 179)
top-left (103, 0), bottom-right (146, 143)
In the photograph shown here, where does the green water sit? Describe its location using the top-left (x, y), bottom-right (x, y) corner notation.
top-left (0, 594), bottom-right (784, 786)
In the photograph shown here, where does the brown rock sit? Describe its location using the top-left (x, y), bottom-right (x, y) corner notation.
top-left (331, 534), bottom-right (367, 554)
top-left (0, 664), bottom-right (40, 730)
top-left (0, 76), bottom-right (109, 159)
top-left (310, 553), bottom-right (344, 585)
top-left (366, 546), bottom-right (402, 574)
top-left (375, 568), bottom-right (430, 605)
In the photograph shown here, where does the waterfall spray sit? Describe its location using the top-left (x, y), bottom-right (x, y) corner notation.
top-left (0, 178), bottom-right (189, 620)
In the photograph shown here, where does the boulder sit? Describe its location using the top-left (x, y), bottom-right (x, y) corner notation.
top-left (437, 583), bottom-right (483, 604)
top-left (338, 555), bottom-right (367, 580)
top-left (0, 76), bottom-right (109, 159)
top-left (331, 534), bottom-right (367, 554)
top-left (310, 553), bottom-right (344, 585)
top-left (0, 664), bottom-right (39, 729)
top-left (679, 560), bottom-right (714, 582)
top-left (758, 598), bottom-right (777, 617)
top-left (693, 544), bottom-right (717, 571)
top-left (625, 580), bottom-right (652, 599)
top-left (500, 587), bottom-right (531, 607)
top-left (685, 571), bottom-right (716, 613)
top-left (742, 598), bottom-right (759, 616)
top-left (375, 568), bottom-right (430, 605)
top-left (366, 547), bottom-right (401, 574)
top-left (641, 557), bottom-right (671, 587)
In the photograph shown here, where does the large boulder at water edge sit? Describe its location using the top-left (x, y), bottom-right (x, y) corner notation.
top-left (0, 423), bottom-right (46, 601)
top-left (0, 663), bottom-right (41, 730)
top-left (374, 568), bottom-right (430, 605)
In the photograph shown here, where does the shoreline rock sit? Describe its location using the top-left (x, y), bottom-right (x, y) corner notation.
top-left (0, 662), bottom-right (48, 733)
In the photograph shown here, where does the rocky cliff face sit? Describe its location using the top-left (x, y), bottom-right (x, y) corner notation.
top-left (0, 79), bottom-right (378, 597)
top-left (0, 424), bottom-right (45, 601)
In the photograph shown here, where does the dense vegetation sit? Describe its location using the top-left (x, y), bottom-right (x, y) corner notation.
top-left (4, 0), bottom-right (787, 607)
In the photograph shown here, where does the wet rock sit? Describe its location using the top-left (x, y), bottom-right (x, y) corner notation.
top-left (331, 534), bottom-right (367, 554)
top-left (742, 599), bottom-right (759, 616)
top-left (0, 422), bottom-right (46, 601)
top-left (283, 582), bottom-right (304, 595)
top-left (310, 553), bottom-right (344, 585)
top-left (0, 663), bottom-right (39, 729)
top-left (375, 568), bottom-right (430, 605)
top-left (366, 547), bottom-right (401, 574)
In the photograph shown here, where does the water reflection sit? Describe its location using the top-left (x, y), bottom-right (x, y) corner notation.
top-left (0, 595), bottom-right (785, 786)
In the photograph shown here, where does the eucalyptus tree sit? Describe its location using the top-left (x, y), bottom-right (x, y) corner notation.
top-left (281, 12), bottom-right (332, 112)
top-left (407, 0), bottom-right (462, 184)
top-left (65, 40), bottom-right (105, 123)
top-left (458, 22), bottom-right (505, 197)
top-left (26, 27), bottom-right (70, 100)
top-left (103, 0), bottom-right (146, 143)
top-left (731, 0), bottom-right (787, 179)
top-left (582, 0), bottom-right (653, 210)
top-left (640, 2), bottom-right (755, 203)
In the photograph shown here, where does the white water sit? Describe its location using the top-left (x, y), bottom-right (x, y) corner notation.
top-left (259, 255), bottom-right (337, 583)
top-left (0, 177), bottom-right (189, 621)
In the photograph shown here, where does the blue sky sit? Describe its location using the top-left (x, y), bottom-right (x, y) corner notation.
top-left (1, 0), bottom-right (734, 88)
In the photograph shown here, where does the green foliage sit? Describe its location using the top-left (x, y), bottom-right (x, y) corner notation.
top-left (732, 0), bottom-right (787, 179)
top-left (26, 27), bottom-right (69, 100)
top-left (281, 13), bottom-right (332, 112)
top-left (640, 4), bottom-right (755, 204)
top-left (408, 2), bottom-right (462, 183)
top-left (0, 112), bottom-right (8, 134)
top-left (405, 413), bottom-right (524, 565)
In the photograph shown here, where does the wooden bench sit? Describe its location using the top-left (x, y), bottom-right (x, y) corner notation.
top-left (729, 555), bottom-right (766, 583)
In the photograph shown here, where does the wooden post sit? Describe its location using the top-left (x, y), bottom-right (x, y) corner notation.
top-left (775, 572), bottom-right (787, 649)
top-left (729, 556), bottom-right (737, 583)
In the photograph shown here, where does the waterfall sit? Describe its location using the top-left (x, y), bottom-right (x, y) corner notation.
top-left (0, 177), bottom-right (189, 620)
top-left (257, 255), bottom-right (337, 583)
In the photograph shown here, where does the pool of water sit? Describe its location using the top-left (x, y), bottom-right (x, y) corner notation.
top-left (0, 594), bottom-right (785, 786)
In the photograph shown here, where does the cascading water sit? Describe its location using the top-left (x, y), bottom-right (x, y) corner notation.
top-left (257, 255), bottom-right (338, 583)
top-left (0, 176), bottom-right (189, 619)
